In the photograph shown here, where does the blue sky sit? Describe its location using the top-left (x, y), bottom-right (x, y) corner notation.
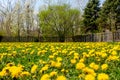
top-left (100, 0), bottom-right (105, 4)
top-left (35, 0), bottom-right (105, 11)
top-left (0, 0), bottom-right (105, 13)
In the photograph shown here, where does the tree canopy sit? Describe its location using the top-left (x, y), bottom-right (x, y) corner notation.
top-left (83, 0), bottom-right (100, 33)
top-left (98, 0), bottom-right (120, 31)
top-left (38, 4), bottom-right (81, 42)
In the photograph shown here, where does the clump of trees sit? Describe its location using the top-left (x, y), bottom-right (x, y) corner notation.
top-left (82, 0), bottom-right (120, 33)
top-left (98, 0), bottom-right (120, 31)
top-left (0, 0), bottom-right (38, 37)
top-left (0, 0), bottom-right (120, 42)
top-left (38, 4), bottom-right (81, 42)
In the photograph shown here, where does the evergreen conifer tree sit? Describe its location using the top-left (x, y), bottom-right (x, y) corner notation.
top-left (99, 0), bottom-right (120, 31)
top-left (83, 0), bottom-right (100, 33)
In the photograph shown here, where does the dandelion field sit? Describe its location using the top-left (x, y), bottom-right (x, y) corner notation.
top-left (0, 42), bottom-right (120, 80)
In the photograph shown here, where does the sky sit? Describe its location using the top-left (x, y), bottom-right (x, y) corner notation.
top-left (0, 0), bottom-right (105, 14)
top-left (35, 0), bottom-right (105, 12)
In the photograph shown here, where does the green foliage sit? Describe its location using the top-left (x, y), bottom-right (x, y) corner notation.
top-left (38, 4), bottom-right (81, 42)
top-left (98, 0), bottom-right (120, 31)
top-left (83, 0), bottom-right (100, 33)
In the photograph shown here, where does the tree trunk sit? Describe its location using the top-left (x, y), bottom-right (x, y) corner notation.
top-left (59, 35), bottom-right (65, 42)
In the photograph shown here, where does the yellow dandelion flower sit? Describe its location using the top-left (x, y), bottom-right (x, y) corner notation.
top-left (31, 65), bottom-right (38, 73)
top-left (56, 75), bottom-right (67, 80)
top-left (93, 64), bottom-right (99, 70)
top-left (55, 62), bottom-right (61, 68)
top-left (40, 65), bottom-right (49, 73)
top-left (111, 51), bottom-right (117, 55)
top-left (53, 52), bottom-right (58, 56)
top-left (101, 53), bottom-right (107, 58)
top-left (17, 64), bottom-right (24, 69)
top-left (10, 66), bottom-right (23, 78)
top-left (76, 62), bottom-right (85, 70)
top-left (62, 49), bottom-right (67, 54)
top-left (50, 61), bottom-right (56, 67)
top-left (89, 49), bottom-right (95, 54)
top-left (20, 71), bottom-right (30, 77)
top-left (74, 52), bottom-right (79, 56)
top-left (61, 69), bottom-right (65, 72)
top-left (79, 58), bottom-right (84, 62)
top-left (85, 74), bottom-right (95, 80)
top-left (89, 62), bottom-right (99, 70)
top-left (66, 70), bottom-right (68, 73)
top-left (13, 51), bottom-right (17, 54)
top-left (68, 51), bottom-right (75, 55)
top-left (6, 62), bottom-right (15, 67)
top-left (101, 64), bottom-right (108, 70)
top-left (0, 71), bottom-right (6, 77)
top-left (71, 59), bottom-right (76, 64)
top-left (83, 67), bottom-right (96, 77)
top-left (89, 62), bottom-right (95, 68)
top-left (50, 71), bottom-right (57, 77)
top-left (32, 75), bottom-right (36, 78)
top-left (107, 55), bottom-right (119, 61)
top-left (56, 57), bottom-right (62, 62)
top-left (41, 50), bottom-right (47, 54)
top-left (0, 67), bottom-right (10, 77)
top-left (49, 55), bottom-right (54, 59)
top-left (97, 73), bottom-right (109, 80)
top-left (40, 74), bottom-right (50, 80)
top-left (74, 55), bottom-right (79, 59)
top-left (30, 50), bottom-right (34, 54)
top-left (78, 74), bottom-right (84, 78)
top-left (0, 55), bottom-right (3, 61)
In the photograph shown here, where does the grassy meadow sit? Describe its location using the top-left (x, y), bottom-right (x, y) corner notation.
top-left (0, 42), bottom-right (120, 80)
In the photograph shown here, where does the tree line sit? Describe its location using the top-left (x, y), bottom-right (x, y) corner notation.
top-left (0, 0), bottom-right (120, 42)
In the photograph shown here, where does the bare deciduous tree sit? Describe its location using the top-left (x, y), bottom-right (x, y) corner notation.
top-left (0, 0), bottom-right (16, 36)
top-left (0, 0), bottom-right (39, 38)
